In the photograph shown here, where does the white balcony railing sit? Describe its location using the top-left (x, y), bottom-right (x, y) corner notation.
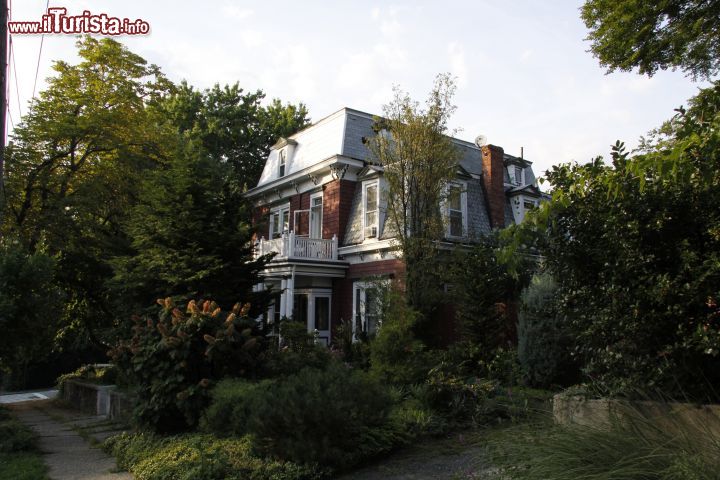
top-left (256, 232), bottom-right (338, 261)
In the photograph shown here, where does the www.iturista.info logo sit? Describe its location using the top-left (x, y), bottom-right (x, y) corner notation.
top-left (9, 7), bottom-right (150, 35)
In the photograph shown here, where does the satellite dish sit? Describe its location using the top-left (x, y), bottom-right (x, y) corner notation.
top-left (474, 135), bottom-right (487, 147)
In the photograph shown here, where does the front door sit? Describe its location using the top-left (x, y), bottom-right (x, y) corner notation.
top-left (292, 289), bottom-right (331, 346)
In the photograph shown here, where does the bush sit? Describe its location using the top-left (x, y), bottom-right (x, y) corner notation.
top-left (104, 432), bottom-right (326, 480)
top-left (201, 378), bottom-right (271, 436)
top-left (109, 298), bottom-right (267, 432)
top-left (248, 362), bottom-right (407, 469)
top-left (517, 274), bottom-right (579, 389)
top-left (370, 290), bottom-right (433, 385)
top-left (261, 321), bottom-right (332, 378)
top-left (0, 405), bottom-right (37, 453)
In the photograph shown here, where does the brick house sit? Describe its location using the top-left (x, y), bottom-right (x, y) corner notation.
top-left (245, 108), bottom-right (545, 344)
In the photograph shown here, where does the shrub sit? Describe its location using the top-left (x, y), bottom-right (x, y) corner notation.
top-left (201, 378), bottom-right (271, 436)
top-left (261, 320), bottom-right (332, 378)
top-left (517, 274), bottom-right (579, 388)
top-left (370, 290), bottom-right (433, 385)
top-left (0, 406), bottom-right (37, 453)
top-left (104, 432), bottom-right (326, 480)
top-left (109, 298), bottom-right (267, 432)
top-left (249, 362), bottom-right (407, 469)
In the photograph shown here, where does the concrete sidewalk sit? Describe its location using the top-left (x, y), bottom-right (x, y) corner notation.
top-left (8, 400), bottom-right (132, 480)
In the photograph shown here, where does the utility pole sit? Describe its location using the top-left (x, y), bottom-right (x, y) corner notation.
top-left (0, 0), bottom-right (7, 229)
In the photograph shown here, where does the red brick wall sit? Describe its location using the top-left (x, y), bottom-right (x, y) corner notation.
top-left (323, 179), bottom-right (356, 242)
top-left (481, 144), bottom-right (506, 229)
top-left (289, 192), bottom-right (310, 236)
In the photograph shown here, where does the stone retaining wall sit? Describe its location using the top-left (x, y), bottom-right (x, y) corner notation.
top-left (62, 380), bottom-right (133, 422)
top-left (553, 394), bottom-right (720, 438)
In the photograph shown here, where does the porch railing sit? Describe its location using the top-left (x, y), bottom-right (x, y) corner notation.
top-left (256, 232), bottom-right (338, 261)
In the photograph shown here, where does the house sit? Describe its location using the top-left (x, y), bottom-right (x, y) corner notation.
top-left (245, 107), bottom-right (545, 344)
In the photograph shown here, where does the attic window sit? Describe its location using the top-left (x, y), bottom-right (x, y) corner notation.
top-left (514, 166), bottom-right (523, 186)
top-left (278, 149), bottom-right (287, 177)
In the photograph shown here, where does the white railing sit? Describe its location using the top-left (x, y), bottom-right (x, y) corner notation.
top-left (256, 232), bottom-right (338, 261)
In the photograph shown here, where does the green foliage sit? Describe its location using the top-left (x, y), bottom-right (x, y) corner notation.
top-left (0, 415), bottom-right (36, 453)
top-left (367, 74), bottom-right (460, 314)
top-left (248, 363), bottom-right (406, 470)
top-left (160, 82), bottom-right (309, 188)
top-left (0, 239), bottom-right (63, 373)
top-left (104, 432), bottom-right (326, 480)
top-left (200, 378), bottom-right (271, 436)
top-left (445, 234), bottom-right (532, 349)
top-left (109, 299), bottom-right (266, 432)
top-left (518, 274), bottom-right (579, 388)
top-left (0, 452), bottom-right (49, 480)
top-left (490, 401), bottom-right (720, 480)
top-left (512, 84), bottom-right (720, 397)
top-left (370, 289), bottom-right (433, 385)
top-left (109, 133), bottom-right (272, 312)
top-left (581, 0), bottom-right (720, 80)
top-left (2, 36), bottom-right (173, 350)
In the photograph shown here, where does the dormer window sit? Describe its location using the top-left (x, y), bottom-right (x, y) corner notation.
top-left (278, 149), bottom-right (287, 177)
top-left (363, 181), bottom-right (379, 239)
top-left (446, 182), bottom-right (467, 238)
top-left (514, 166), bottom-right (523, 186)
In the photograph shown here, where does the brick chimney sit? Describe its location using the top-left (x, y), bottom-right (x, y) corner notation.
top-left (481, 144), bottom-right (506, 229)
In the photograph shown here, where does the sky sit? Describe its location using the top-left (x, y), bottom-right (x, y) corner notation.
top-left (8, 0), bottom-right (710, 179)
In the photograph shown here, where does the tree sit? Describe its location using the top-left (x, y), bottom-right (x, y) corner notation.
top-left (110, 134), bottom-right (271, 314)
top-left (1, 36), bottom-right (174, 349)
top-left (0, 239), bottom-right (63, 376)
top-left (581, 0), bottom-right (720, 80)
top-left (515, 83), bottom-right (720, 396)
top-left (111, 83), bottom-right (308, 315)
top-left (159, 82), bottom-right (309, 188)
top-left (367, 74), bottom-right (460, 318)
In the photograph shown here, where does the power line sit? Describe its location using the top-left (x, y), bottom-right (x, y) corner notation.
top-left (9, 36), bottom-right (21, 119)
top-left (31, 0), bottom-right (50, 103)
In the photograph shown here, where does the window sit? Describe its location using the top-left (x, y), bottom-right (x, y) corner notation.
top-left (269, 205), bottom-right (290, 239)
top-left (310, 193), bottom-right (323, 239)
top-left (445, 182), bottom-right (466, 238)
top-left (363, 181), bottom-right (379, 238)
top-left (514, 166), bottom-right (523, 186)
top-left (353, 282), bottom-right (382, 337)
top-left (523, 200), bottom-right (536, 211)
top-left (278, 149), bottom-right (287, 177)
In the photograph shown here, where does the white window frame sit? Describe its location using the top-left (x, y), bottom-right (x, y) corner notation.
top-left (269, 203), bottom-right (290, 239)
top-left (352, 281), bottom-right (386, 338)
top-left (362, 181), bottom-right (379, 239)
top-left (444, 181), bottom-right (467, 238)
top-left (310, 191), bottom-right (323, 239)
top-left (278, 148), bottom-right (287, 177)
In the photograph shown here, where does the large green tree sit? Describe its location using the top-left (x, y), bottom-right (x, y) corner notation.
top-left (1, 37), bottom-right (174, 349)
top-left (516, 83), bottom-right (720, 396)
top-left (582, 0), bottom-right (720, 80)
top-left (111, 83), bottom-right (309, 314)
top-left (367, 74), bottom-right (460, 321)
top-left (159, 82), bottom-right (309, 187)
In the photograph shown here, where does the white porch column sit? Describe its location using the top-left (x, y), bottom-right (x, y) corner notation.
top-left (279, 278), bottom-right (287, 320)
top-left (285, 275), bottom-right (294, 319)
